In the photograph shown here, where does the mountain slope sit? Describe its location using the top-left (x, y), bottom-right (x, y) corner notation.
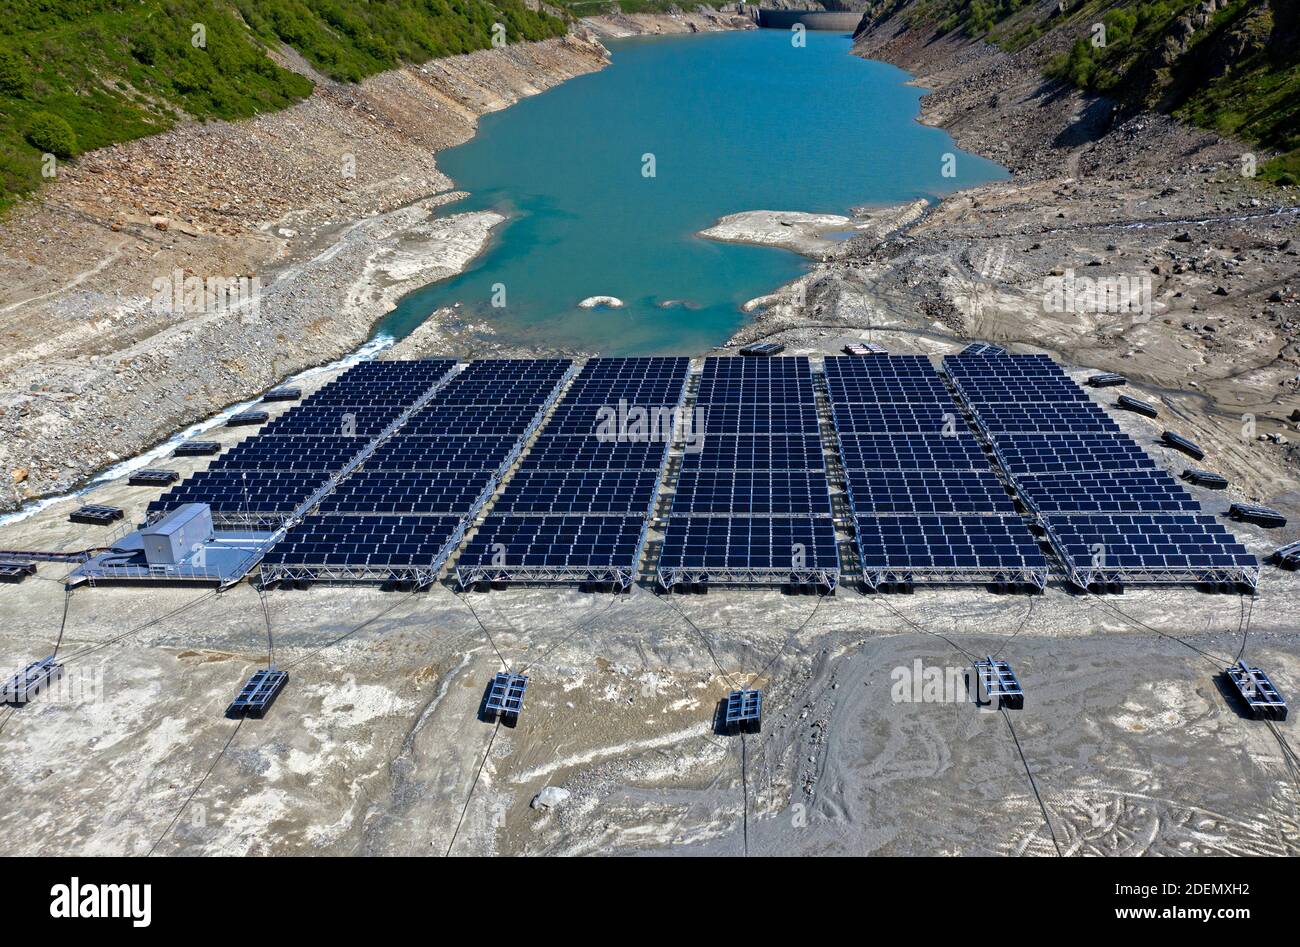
top-left (0, 0), bottom-right (569, 211)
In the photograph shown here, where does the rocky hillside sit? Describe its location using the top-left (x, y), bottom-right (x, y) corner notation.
top-left (856, 0), bottom-right (1299, 182)
top-left (0, 0), bottom-right (569, 211)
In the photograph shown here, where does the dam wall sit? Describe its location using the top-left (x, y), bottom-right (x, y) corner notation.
top-left (756, 9), bottom-right (865, 30)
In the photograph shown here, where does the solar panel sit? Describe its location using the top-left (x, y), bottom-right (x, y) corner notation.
top-left (1014, 471), bottom-right (1198, 515)
top-left (854, 515), bottom-right (1048, 589)
top-left (128, 468), bottom-right (179, 486)
top-left (657, 515), bottom-right (838, 588)
top-left (974, 657), bottom-right (1024, 710)
top-left (1043, 514), bottom-right (1257, 587)
top-left (844, 470), bottom-right (1017, 515)
top-left (2, 657), bottom-right (62, 706)
top-left (836, 433), bottom-right (987, 471)
top-left (671, 470), bottom-right (833, 516)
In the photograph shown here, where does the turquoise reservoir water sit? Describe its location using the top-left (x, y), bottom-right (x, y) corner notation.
top-left (374, 30), bottom-right (1007, 355)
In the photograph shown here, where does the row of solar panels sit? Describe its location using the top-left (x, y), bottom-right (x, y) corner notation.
top-left (263, 359), bottom-right (575, 581)
top-left (657, 357), bottom-right (840, 588)
top-left (944, 352), bottom-right (1257, 589)
top-left (455, 357), bottom-right (691, 588)
top-left (149, 359), bottom-right (460, 524)
top-left (825, 354), bottom-right (1049, 589)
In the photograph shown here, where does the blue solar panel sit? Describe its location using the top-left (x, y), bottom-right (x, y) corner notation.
top-left (855, 515), bottom-right (1047, 574)
top-left (262, 514), bottom-right (465, 568)
top-left (658, 515), bottom-right (838, 573)
top-left (832, 403), bottom-right (960, 434)
top-left (836, 433), bottom-right (987, 471)
top-left (1015, 471), bottom-right (1198, 514)
top-left (671, 470), bottom-right (833, 516)
top-left (686, 434), bottom-right (826, 471)
top-left (843, 470), bottom-right (1017, 515)
top-left (459, 514), bottom-right (646, 569)
top-left (1044, 514), bottom-right (1257, 572)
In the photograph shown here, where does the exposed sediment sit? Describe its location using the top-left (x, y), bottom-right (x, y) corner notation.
top-left (721, 15), bottom-right (1300, 508)
top-left (0, 33), bottom-right (614, 513)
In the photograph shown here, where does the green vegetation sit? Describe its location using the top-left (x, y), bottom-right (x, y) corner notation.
top-left (881, 0), bottom-right (1299, 187)
top-left (0, 0), bottom-right (569, 212)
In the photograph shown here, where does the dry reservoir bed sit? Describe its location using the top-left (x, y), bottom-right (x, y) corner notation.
top-left (1, 570), bottom-right (1297, 856)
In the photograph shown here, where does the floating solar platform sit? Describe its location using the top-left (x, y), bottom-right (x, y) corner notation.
top-left (1272, 540), bottom-right (1300, 569)
top-left (1161, 430), bottom-right (1205, 460)
top-left (226, 410), bottom-right (270, 427)
top-left (1182, 467), bottom-right (1229, 490)
top-left (657, 515), bottom-right (839, 590)
top-left (2, 657), bottom-right (62, 707)
top-left (854, 515), bottom-right (1048, 590)
top-left (262, 387), bottom-right (302, 402)
top-left (1116, 394), bottom-right (1159, 418)
top-left (1042, 513), bottom-right (1258, 589)
top-left (1087, 373), bottom-right (1127, 388)
top-left (484, 672), bottom-right (528, 722)
top-left (721, 689), bottom-right (762, 734)
top-left (959, 342), bottom-right (1008, 357)
top-left (128, 468), bottom-right (179, 487)
top-left (69, 504), bottom-right (124, 525)
top-left (173, 440), bottom-right (222, 457)
top-left (0, 560), bottom-right (37, 582)
top-left (974, 657), bottom-right (1023, 710)
top-left (457, 514), bottom-right (648, 590)
top-left (739, 342), bottom-right (785, 356)
top-left (1014, 470), bottom-right (1198, 516)
top-left (843, 342), bottom-right (887, 356)
top-left (262, 514), bottom-right (466, 587)
top-left (1228, 503), bottom-right (1287, 528)
top-left (1225, 661), bottom-right (1287, 721)
top-left (226, 668), bottom-right (288, 719)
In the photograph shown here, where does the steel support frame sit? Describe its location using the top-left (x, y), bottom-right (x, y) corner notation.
top-left (862, 565), bottom-right (1046, 590)
top-left (657, 565), bottom-right (838, 590)
top-left (456, 564), bottom-right (636, 589)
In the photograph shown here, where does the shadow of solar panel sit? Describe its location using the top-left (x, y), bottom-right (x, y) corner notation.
top-left (843, 470), bottom-right (1017, 514)
top-left (495, 470), bottom-right (660, 514)
top-left (1016, 471), bottom-right (1198, 514)
top-left (836, 433), bottom-right (987, 471)
top-left (671, 470), bottom-right (833, 516)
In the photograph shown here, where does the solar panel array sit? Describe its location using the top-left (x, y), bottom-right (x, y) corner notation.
top-left (945, 351), bottom-right (1258, 589)
top-left (658, 357), bottom-right (839, 589)
top-left (457, 358), bottom-right (689, 589)
top-left (149, 360), bottom-right (458, 527)
top-left (262, 359), bottom-right (572, 585)
top-left (824, 355), bottom-right (1047, 589)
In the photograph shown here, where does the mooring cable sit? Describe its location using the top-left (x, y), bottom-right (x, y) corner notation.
top-left (1082, 590), bottom-right (1231, 668)
top-left (51, 586), bottom-right (73, 659)
top-left (146, 717), bottom-right (244, 857)
top-left (653, 593), bottom-right (739, 690)
top-left (1001, 707), bottom-right (1064, 857)
top-left (281, 587), bottom-right (422, 671)
top-left (451, 589), bottom-right (511, 673)
top-left (57, 589), bottom-right (221, 667)
top-left (444, 719), bottom-right (501, 857)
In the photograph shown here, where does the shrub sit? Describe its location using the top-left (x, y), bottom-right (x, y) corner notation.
top-left (25, 112), bottom-right (78, 158)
